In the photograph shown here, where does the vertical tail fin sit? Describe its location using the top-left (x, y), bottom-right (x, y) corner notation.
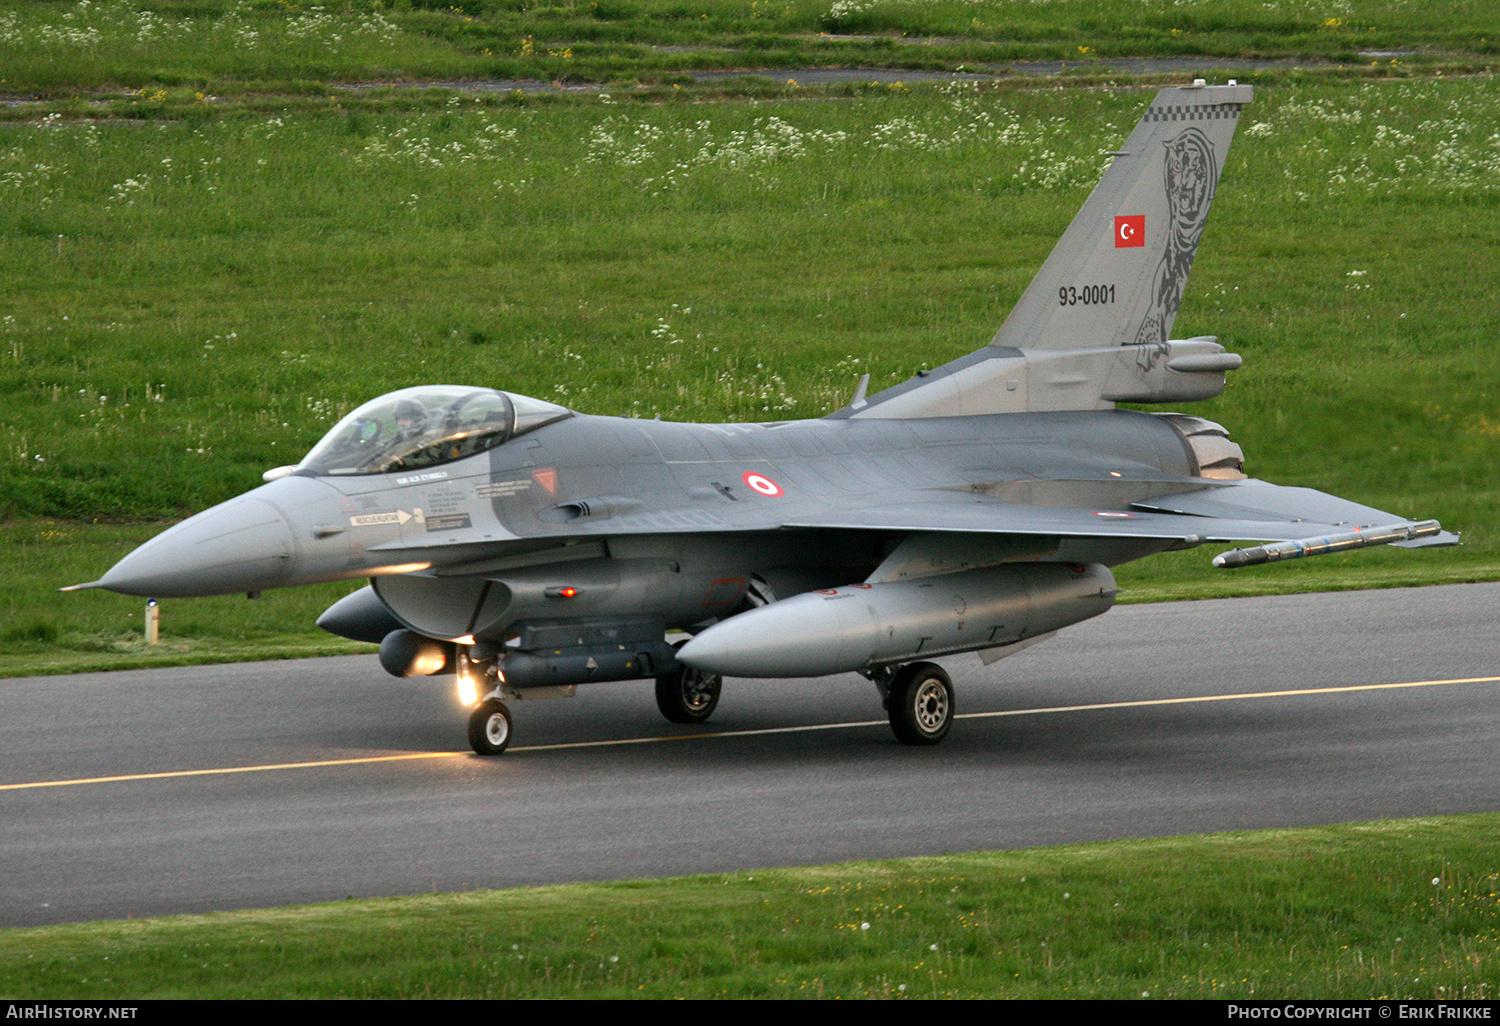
top-left (993, 82), bottom-right (1252, 352)
top-left (837, 82), bottom-right (1253, 420)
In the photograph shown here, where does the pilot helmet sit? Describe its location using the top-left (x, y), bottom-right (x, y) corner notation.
top-left (393, 399), bottom-right (427, 431)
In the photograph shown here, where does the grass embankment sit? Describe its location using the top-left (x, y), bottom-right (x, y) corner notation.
top-left (1, 78), bottom-right (1496, 674)
top-left (2, 517), bottom-right (372, 675)
top-left (2, 815), bottom-right (1498, 998)
top-left (0, 0), bottom-right (1496, 97)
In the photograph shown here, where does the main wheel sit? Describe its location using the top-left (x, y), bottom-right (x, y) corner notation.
top-left (467, 698), bottom-right (512, 755)
top-left (655, 660), bottom-right (722, 724)
top-left (887, 662), bottom-right (953, 746)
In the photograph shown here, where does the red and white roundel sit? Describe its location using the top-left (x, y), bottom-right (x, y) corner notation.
top-left (742, 471), bottom-right (784, 497)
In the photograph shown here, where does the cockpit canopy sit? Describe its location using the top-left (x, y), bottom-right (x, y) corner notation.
top-left (300, 386), bottom-right (571, 476)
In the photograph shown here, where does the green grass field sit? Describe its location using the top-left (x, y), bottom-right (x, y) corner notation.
top-left (3, 815), bottom-right (1498, 998)
top-left (0, 0), bottom-right (1496, 93)
top-left (1, 71), bottom-right (1496, 673)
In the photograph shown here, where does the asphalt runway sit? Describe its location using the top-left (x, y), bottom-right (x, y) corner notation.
top-left (3, 582), bottom-right (1497, 927)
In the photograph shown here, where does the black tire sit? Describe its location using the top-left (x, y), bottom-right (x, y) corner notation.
top-left (887, 662), bottom-right (953, 746)
top-left (467, 698), bottom-right (512, 755)
top-left (655, 661), bottom-right (722, 724)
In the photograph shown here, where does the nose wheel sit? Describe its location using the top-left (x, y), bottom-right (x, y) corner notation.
top-left (886, 661), bottom-right (954, 746)
top-left (467, 698), bottom-right (513, 755)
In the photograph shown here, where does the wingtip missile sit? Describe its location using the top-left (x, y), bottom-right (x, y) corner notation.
top-left (1212, 521), bottom-right (1443, 569)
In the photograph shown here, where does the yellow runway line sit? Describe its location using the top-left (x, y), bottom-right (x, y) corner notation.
top-left (0, 751), bottom-right (465, 792)
top-left (3, 674), bottom-right (1496, 793)
top-left (955, 674), bottom-right (1500, 722)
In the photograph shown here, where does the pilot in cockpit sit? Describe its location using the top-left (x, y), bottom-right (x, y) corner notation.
top-left (393, 399), bottom-right (429, 442)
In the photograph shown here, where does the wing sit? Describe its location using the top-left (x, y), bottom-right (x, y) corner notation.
top-left (762, 477), bottom-right (1452, 558)
top-left (772, 478), bottom-right (1455, 547)
top-left (1126, 479), bottom-right (1456, 547)
top-left (400, 476), bottom-right (1453, 578)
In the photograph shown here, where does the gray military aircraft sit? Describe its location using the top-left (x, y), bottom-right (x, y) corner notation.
top-left (69, 82), bottom-right (1455, 755)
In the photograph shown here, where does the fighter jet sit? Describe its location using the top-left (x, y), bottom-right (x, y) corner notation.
top-left (69, 82), bottom-right (1455, 755)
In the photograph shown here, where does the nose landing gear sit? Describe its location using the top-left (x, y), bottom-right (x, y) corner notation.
top-left (467, 697), bottom-right (512, 756)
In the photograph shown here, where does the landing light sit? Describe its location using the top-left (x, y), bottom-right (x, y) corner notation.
top-left (372, 561), bottom-right (434, 576)
top-left (457, 674), bottom-right (479, 707)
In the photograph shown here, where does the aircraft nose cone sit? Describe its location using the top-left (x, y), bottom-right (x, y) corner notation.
top-left (98, 496), bottom-right (296, 597)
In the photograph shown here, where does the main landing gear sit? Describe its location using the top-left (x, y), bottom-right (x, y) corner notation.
top-left (655, 643), bottom-right (723, 724)
top-left (871, 661), bottom-right (955, 746)
top-left (459, 648), bottom-right (954, 755)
